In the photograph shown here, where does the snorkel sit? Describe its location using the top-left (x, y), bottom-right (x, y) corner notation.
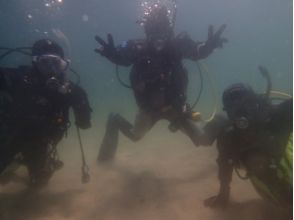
top-left (258, 65), bottom-right (272, 101)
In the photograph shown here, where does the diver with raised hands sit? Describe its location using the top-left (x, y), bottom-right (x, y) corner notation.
top-left (199, 66), bottom-right (292, 213)
top-left (0, 39), bottom-right (92, 187)
top-left (94, 4), bottom-right (227, 162)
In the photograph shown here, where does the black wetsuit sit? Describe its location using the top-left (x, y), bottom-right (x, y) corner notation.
top-left (98, 33), bottom-right (216, 161)
top-left (0, 65), bottom-right (92, 185)
top-left (107, 33), bottom-right (213, 112)
top-left (202, 98), bottom-right (292, 207)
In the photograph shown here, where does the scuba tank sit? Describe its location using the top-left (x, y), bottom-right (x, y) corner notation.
top-left (249, 133), bottom-right (292, 209)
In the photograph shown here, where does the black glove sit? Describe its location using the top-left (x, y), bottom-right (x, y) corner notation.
top-left (205, 24), bottom-right (228, 51)
top-left (94, 34), bottom-right (116, 59)
top-left (168, 103), bottom-right (194, 133)
top-left (182, 103), bottom-right (192, 115)
top-left (204, 192), bottom-right (229, 209)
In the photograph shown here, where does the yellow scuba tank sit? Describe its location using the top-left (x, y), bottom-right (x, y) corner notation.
top-left (277, 133), bottom-right (292, 186)
top-left (249, 133), bottom-right (293, 208)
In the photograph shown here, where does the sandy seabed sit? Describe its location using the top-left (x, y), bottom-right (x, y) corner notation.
top-left (0, 123), bottom-right (289, 220)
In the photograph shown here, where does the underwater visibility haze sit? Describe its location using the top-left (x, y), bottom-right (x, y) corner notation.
top-left (0, 0), bottom-right (292, 219)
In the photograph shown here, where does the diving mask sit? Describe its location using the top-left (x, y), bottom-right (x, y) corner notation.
top-left (33, 54), bottom-right (69, 80)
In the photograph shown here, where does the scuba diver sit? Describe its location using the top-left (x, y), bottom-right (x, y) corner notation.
top-left (0, 39), bottom-right (92, 187)
top-left (94, 4), bottom-right (227, 161)
top-left (200, 66), bottom-right (292, 212)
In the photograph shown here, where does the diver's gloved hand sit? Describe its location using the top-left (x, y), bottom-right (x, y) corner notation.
top-left (204, 24), bottom-right (228, 52)
top-left (204, 192), bottom-right (229, 209)
top-left (94, 34), bottom-right (117, 59)
top-left (182, 103), bottom-right (192, 115)
top-left (182, 103), bottom-right (201, 121)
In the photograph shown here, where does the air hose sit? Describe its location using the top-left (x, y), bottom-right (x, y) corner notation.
top-left (258, 65), bottom-right (292, 100)
top-left (0, 47), bottom-right (32, 60)
top-left (191, 62), bottom-right (204, 109)
top-left (197, 61), bottom-right (219, 122)
top-left (270, 91), bottom-right (292, 99)
top-left (115, 65), bottom-right (132, 89)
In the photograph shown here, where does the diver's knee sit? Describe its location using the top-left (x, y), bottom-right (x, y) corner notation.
top-left (106, 113), bottom-right (121, 127)
top-left (131, 130), bottom-right (145, 142)
top-left (108, 113), bottom-right (126, 124)
top-left (108, 112), bottom-right (119, 122)
top-left (132, 134), bottom-right (141, 142)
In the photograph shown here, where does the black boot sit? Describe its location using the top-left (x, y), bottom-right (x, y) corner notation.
top-left (97, 113), bottom-right (119, 162)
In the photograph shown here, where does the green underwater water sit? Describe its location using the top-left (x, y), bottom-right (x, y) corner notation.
top-left (0, 0), bottom-right (292, 167)
top-left (0, 1), bottom-right (292, 219)
top-left (0, 0), bottom-right (292, 126)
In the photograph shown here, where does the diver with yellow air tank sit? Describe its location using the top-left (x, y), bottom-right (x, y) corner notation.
top-left (198, 66), bottom-right (292, 214)
top-left (93, 3), bottom-right (292, 213)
